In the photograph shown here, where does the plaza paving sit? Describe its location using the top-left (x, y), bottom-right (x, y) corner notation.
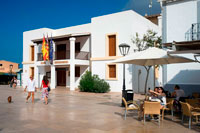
top-left (0, 85), bottom-right (200, 133)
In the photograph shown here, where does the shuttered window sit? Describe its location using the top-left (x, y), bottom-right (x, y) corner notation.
top-left (108, 35), bottom-right (116, 56)
top-left (108, 65), bottom-right (116, 78)
top-left (30, 67), bottom-right (34, 78)
top-left (31, 46), bottom-right (34, 61)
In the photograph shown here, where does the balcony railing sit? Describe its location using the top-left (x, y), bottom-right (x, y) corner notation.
top-left (75, 51), bottom-right (90, 60)
top-left (55, 50), bottom-right (90, 60)
top-left (185, 23), bottom-right (200, 41)
top-left (55, 51), bottom-right (70, 60)
top-left (37, 51), bottom-right (90, 61)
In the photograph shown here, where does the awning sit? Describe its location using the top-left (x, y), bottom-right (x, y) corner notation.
top-left (0, 72), bottom-right (17, 76)
top-left (32, 32), bottom-right (91, 44)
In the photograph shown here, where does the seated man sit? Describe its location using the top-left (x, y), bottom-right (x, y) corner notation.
top-left (171, 85), bottom-right (185, 111)
top-left (171, 85), bottom-right (185, 101)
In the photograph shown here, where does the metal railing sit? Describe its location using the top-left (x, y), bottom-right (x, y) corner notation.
top-left (55, 51), bottom-right (70, 60)
top-left (75, 51), bottom-right (90, 60)
top-left (55, 50), bottom-right (90, 60)
top-left (185, 23), bottom-right (200, 41)
top-left (38, 51), bottom-right (90, 61)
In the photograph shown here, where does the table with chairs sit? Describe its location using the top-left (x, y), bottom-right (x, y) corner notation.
top-left (122, 92), bottom-right (200, 129)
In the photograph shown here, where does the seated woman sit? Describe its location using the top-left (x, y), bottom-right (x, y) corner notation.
top-left (139, 87), bottom-right (166, 119)
top-left (150, 87), bottom-right (159, 99)
top-left (149, 87), bottom-right (167, 108)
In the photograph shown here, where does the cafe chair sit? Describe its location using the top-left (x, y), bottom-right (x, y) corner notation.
top-left (162, 99), bottom-right (174, 120)
top-left (143, 101), bottom-right (161, 125)
top-left (192, 92), bottom-right (200, 98)
top-left (122, 97), bottom-right (140, 120)
top-left (180, 102), bottom-right (200, 129)
top-left (185, 99), bottom-right (199, 108)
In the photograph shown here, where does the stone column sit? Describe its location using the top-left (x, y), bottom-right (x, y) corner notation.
top-left (69, 37), bottom-right (76, 91)
top-left (34, 66), bottom-right (39, 88)
top-left (51, 65), bottom-right (56, 89)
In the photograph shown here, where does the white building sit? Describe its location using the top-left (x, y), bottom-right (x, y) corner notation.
top-left (22, 10), bottom-right (160, 92)
top-left (160, 0), bottom-right (200, 96)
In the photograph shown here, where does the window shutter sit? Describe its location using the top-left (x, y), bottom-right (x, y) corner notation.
top-left (31, 46), bottom-right (34, 61)
top-left (109, 65), bottom-right (116, 78)
top-left (108, 35), bottom-right (116, 56)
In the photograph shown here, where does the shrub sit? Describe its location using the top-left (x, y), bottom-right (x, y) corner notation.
top-left (79, 71), bottom-right (110, 93)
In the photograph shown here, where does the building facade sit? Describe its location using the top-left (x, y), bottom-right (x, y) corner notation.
top-left (22, 10), bottom-right (160, 92)
top-left (160, 0), bottom-right (200, 95)
top-left (0, 60), bottom-right (18, 74)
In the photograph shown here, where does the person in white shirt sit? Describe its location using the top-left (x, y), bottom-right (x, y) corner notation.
top-left (172, 85), bottom-right (185, 101)
top-left (24, 75), bottom-right (37, 103)
top-left (171, 85), bottom-right (185, 112)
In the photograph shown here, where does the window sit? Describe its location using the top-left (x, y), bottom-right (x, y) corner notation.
top-left (75, 66), bottom-right (80, 77)
top-left (30, 67), bottom-right (34, 78)
top-left (46, 72), bottom-right (51, 78)
top-left (108, 35), bottom-right (116, 56)
top-left (30, 46), bottom-right (34, 61)
top-left (108, 64), bottom-right (116, 78)
top-left (75, 42), bottom-right (80, 52)
top-left (0, 64), bottom-right (2, 66)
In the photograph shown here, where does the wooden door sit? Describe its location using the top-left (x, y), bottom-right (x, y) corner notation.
top-left (57, 69), bottom-right (66, 86)
top-left (57, 44), bottom-right (66, 60)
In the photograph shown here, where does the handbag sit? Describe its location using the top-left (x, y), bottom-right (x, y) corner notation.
top-left (47, 87), bottom-right (51, 92)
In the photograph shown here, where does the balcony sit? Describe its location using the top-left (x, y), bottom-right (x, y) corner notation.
top-left (55, 50), bottom-right (90, 60)
top-left (185, 23), bottom-right (200, 41)
top-left (37, 51), bottom-right (90, 61)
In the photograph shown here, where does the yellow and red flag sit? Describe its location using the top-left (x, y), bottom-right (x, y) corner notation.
top-left (41, 35), bottom-right (49, 61)
top-left (46, 35), bottom-right (49, 60)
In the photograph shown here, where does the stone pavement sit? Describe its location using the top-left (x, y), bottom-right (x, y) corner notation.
top-left (0, 85), bottom-right (199, 133)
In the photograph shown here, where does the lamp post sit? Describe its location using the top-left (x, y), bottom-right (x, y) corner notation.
top-left (119, 43), bottom-right (130, 106)
top-left (9, 64), bottom-right (13, 77)
top-left (9, 64), bottom-right (13, 87)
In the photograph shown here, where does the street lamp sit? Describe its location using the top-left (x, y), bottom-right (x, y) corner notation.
top-left (119, 43), bottom-right (130, 106)
top-left (9, 64), bottom-right (13, 76)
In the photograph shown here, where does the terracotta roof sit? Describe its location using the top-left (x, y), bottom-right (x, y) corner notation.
top-left (145, 14), bottom-right (161, 19)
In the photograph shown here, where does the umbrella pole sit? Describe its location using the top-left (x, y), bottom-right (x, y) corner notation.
top-left (144, 66), bottom-right (151, 96)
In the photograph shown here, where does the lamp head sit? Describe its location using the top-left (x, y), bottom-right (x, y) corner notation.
top-left (119, 43), bottom-right (130, 56)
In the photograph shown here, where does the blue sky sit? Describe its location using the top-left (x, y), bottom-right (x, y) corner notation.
top-left (0, 0), bottom-right (160, 67)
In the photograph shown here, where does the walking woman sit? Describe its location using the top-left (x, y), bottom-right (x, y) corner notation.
top-left (40, 75), bottom-right (49, 105)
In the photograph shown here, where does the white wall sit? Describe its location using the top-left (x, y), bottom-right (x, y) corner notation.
top-left (91, 10), bottom-right (160, 92)
top-left (54, 24), bottom-right (91, 36)
top-left (91, 61), bottom-right (133, 92)
top-left (165, 0), bottom-right (197, 42)
top-left (161, 0), bottom-right (200, 91)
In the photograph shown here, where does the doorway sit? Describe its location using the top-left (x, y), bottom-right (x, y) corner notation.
top-left (56, 68), bottom-right (66, 86)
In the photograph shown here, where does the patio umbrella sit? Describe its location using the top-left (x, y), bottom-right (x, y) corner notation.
top-left (113, 47), bottom-right (196, 93)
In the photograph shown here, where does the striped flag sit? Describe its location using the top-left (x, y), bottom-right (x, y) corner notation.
top-left (41, 35), bottom-right (47, 61)
top-left (46, 35), bottom-right (49, 60)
